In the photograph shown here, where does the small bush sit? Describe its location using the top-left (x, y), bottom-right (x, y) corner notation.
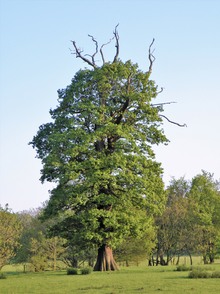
top-left (199, 271), bottom-right (211, 279)
top-left (189, 269), bottom-right (211, 279)
top-left (176, 265), bottom-right (191, 271)
top-left (67, 268), bottom-right (78, 275)
top-left (211, 271), bottom-right (220, 278)
top-left (80, 267), bottom-right (92, 275)
top-left (0, 273), bottom-right (7, 279)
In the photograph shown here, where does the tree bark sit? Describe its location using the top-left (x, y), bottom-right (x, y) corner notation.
top-left (176, 254), bottom-right (180, 265)
top-left (188, 252), bottom-right (193, 265)
top-left (93, 244), bottom-right (119, 271)
top-left (203, 255), bottom-right (208, 264)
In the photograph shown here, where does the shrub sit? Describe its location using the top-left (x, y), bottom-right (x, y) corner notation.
top-left (0, 273), bottom-right (7, 279)
top-left (189, 269), bottom-right (211, 279)
top-left (176, 265), bottom-right (191, 271)
top-left (30, 255), bottom-right (47, 272)
top-left (211, 271), bottom-right (220, 278)
top-left (67, 268), bottom-right (78, 275)
top-left (80, 267), bottom-right (92, 275)
top-left (199, 271), bottom-right (211, 279)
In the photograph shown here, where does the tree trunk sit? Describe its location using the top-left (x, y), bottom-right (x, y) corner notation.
top-left (53, 245), bottom-right (57, 271)
top-left (188, 252), bottom-right (193, 265)
top-left (209, 254), bottom-right (214, 264)
top-left (160, 254), bottom-right (167, 266)
top-left (175, 254), bottom-right (180, 265)
top-left (203, 255), bottom-right (208, 264)
top-left (72, 257), bottom-right (78, 268)
top-left (94, 244), bottom-right (119, 271)
top-left (88, 257), bottom-right (94, 267)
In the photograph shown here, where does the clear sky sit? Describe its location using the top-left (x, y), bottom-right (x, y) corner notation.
top-left (0, 0), bottom-right (220, 212)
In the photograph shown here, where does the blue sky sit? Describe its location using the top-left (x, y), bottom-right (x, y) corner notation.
top-left (0, 0), bottom-right (220, 212)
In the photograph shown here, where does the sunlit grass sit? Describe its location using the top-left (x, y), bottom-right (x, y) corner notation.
top-left (1, 259), bottom-right (220, 294)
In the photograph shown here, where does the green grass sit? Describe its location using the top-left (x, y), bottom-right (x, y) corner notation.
top-left (1, 262), bottom-right (220, 294)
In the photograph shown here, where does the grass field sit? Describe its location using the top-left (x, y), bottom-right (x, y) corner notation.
top-left (1, 259), bottom-right (220, 294)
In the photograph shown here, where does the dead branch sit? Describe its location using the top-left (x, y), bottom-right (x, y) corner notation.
top-left (71, 25), bottom-right (120, 67)
top-left (157, 87), bottom-right (164, 94)
top-left (71, 40), bottom-right (97, 68)
top-left (100, 37), bottom-right (114, 64)
top-left (113, 24), bottom-right (120, 63)
top-left (152, 101), bottom-right (177, 107)
top-left (147, 38), bottom-right (156, 75)
top-left (87, 34), bottom-right (99, 65)
top-left (160, 114), bottom-right (187, 127)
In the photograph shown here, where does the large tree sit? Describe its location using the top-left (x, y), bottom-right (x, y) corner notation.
top-left (30, 27), bottom-right (170, 271)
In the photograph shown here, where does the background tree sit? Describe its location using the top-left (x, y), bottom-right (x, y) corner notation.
top-left (166, 177), bottom-right (190, 205)
top-left (153, 178), bottom-right (190, 265)
top-left (30, 233), bottom-right (66, 272)
top-left (115, 225), bottom-right (155, 266)
top-left (154, 172), bottom-right (220, 266)
top-left (155, 198), bottom-right (186, 265)
top-left (14, 208), bottom-right (48, 269)
top-left (30, 27), bottom-right (169, 271)
top-left (0, 205), bottom-right (23, 270)
top-left (188, 171), bottom-right (220, 264)
top-left (62, 243), bottom-right (96, 268)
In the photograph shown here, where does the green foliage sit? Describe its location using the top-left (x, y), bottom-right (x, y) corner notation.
top-left (155, 196), bottom-right (190, 265)
top-left (80, 267), bottom-right (93, 275)
top-left (30, 52), bottom-right (168, 257)
top-left (166, 177), bottom-right (190, 205)
top-left (156, 171), bottom-right (220, 265)
top-left (67, 268), bottom-right (78, 275)
top-left (0, 273), bottom-right (7, 279)
top-left (211, 271), bottom-right (220, 278)
top-left (0, 209), bottom-right (23, 270)
top-left (188, 268), bottom-right (212, 279)
top-left (189, 171), bottom-right (220, 226)
top-left (188, 171), bottom-right (220, 263)
top-left (30, 232), bottom-right (66, 271)
top-left (176, 265), bottom-right (191, 271)
top-left (115, 222), bottom-right (155, 265)
top-left (29, 255), bottom-right (48, 272)
top-left (14, 209), bottom-right (46, 265)
top-left (62, 243), bottom-right (96, 268)
top-left (188, 266), bottom-right (220, 279)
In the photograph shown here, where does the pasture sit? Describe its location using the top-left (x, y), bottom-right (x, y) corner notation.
top-left (1, 260), bottom-right (220, 293)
